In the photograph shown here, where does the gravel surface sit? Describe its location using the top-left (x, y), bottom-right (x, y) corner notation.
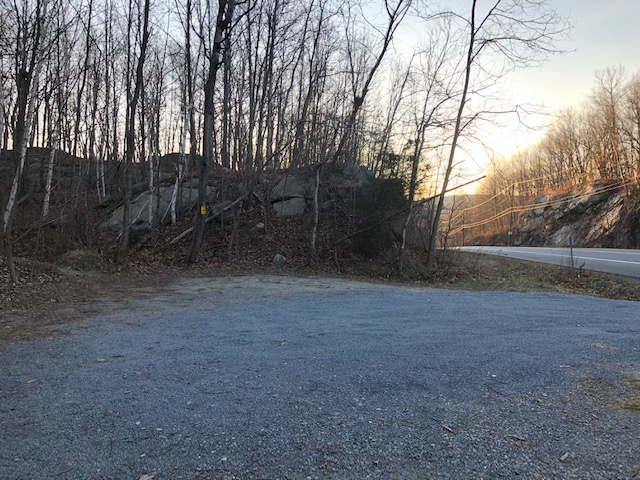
top-left (1, 275), bottom-right (639, 479)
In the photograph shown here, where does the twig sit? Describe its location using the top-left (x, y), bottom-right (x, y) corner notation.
top-left (167, 196), bottom-right (243, 245)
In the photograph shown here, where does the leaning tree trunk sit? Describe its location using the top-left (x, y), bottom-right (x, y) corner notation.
top-left (424, 1), bottom-right (476, 271)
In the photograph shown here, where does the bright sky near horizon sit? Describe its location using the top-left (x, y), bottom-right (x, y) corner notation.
top-left (499, 0), bottom-right (640, 156)
top-left (368, 0), bottom-right (639, 189)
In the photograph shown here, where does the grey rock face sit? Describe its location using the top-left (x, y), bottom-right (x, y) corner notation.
top-left (530, 195), bottom-right (549, 216)
top-left (516, 184), bottom-right (635, 248)
top-left (270, 176), bottom-right (308, 201)
top-left (273, 197), bottom-right (306, 217)
top-left (98, 185), bottom-right (213, 233)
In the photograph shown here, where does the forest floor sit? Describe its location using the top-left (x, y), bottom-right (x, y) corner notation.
top-left (2, 242), bottom-right (639, 344)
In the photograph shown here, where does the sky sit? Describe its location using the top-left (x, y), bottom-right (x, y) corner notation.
top-left (378, 0), bottom-right (640, 188)
top-left (484, 0), bottom-right (640, 163)
top-left (364, 0), bottom-right (639, 188)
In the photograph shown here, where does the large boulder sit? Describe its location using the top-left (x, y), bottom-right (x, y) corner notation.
top-left (273, 197), bottom-right (306, 217)
top-left (270, 176), bottom-right (309, 201)
top-left (343, 164), bottom-right (374, 185)
top-left (99, 184), bottom-right (213, 233)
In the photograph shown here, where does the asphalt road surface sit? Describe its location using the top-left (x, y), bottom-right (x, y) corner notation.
top-left (2, 276), bottom-right (640, 479)
top-left (458, 246), bottom-right (640, 280)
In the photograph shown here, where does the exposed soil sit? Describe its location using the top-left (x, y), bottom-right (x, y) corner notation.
top-left (2, 244), bottom-right (639, 345)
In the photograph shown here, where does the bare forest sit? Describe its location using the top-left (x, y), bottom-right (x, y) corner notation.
top-left (459, 67), bottom-right (640, 243)
top-left (1, 0), bottom-right (574, 283)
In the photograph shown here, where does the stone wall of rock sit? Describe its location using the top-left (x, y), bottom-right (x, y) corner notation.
top-left (99, 184), bottom-right (214, 233)
top-left (515, 182), bottom-right (640, 249)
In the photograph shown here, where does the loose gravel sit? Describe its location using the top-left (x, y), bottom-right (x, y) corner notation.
top-left (1, 276), bottom-right (639, 479)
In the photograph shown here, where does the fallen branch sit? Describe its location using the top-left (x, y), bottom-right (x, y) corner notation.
top-left (168, 196), bottom-right (243, 245)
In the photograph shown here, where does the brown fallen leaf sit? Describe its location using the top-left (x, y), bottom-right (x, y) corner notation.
top-left (507, 434), bottom-right (527, 442)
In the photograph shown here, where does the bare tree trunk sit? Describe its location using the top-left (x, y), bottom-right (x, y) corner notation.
top-left (3, 0), bottom-right (49, 285)
top-left (399, 142), bottom-right (421, 276)
top-left (187, 0), bottom-right (236, 264)
top-left (116, 0), bottom-right (151, 265)
top-left (146, 122), bottom-right (154, 229)
top-left (172, 102), bottom-right (190, 224)
top-left (308, 166), bottom-right (320, 264)
top-left (221, 23), bottom-right (232, 170)
top-left (264, 0), bottom-right (279, 169)
top-left (424, 1), bottom-right (476, 271)
top-left (42, 129), bottom-right (57, 218)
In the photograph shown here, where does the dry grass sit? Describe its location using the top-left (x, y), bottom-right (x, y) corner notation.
top-left (430, 251), bottom-right (640, 302)
top-left (622, 374), bottom-right (640, 412)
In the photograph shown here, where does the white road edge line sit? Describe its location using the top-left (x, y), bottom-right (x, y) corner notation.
top-left (475, 250), bottom-right (640, 266)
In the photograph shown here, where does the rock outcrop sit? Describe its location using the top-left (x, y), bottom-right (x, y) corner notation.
top-left (268, 165), bottom-right (374, 217)
top-left (99, 184), bottom-right (214, 233)
top-left (270, 176), bottom-right (309, 216)
top-left (515, 182), bottom-right (639, 248)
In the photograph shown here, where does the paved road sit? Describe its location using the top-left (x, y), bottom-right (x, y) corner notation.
top-left (458, 246), bottom-right (640, 279)
top-left (2, 276), bottom-right (640, 479)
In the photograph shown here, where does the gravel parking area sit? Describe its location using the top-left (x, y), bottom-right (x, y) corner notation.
top-left (1, 276), bottom-right (639, 479)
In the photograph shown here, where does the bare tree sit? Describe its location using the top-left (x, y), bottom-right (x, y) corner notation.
top-left (626, 73), bottom-right (640, 180)
top-left (399, 22), bottom-right (455, 275)
top-left (187, 0), bottom-right (237, 264)
top-left (590, 66), bottom-right (629, 180)
top-left (330, 0), bottom-right (411, 165)
top-left (422, 0), bottom-right (570, 270)
top-left (116, 0), bottom-right (151, 265)
top-left (2, 0), bottom-right (51, 283)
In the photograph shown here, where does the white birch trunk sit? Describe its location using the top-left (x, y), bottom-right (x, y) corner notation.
top-left (4, 68), bottom-right (44, 233)
top-left (97, 154), bottom-right (106, 201)
top-left (0, 88), bottom-right (5, 156)
top-left (3, 0), bottom-right (49, 233)
top-left (42, 129), bottom-right (58, 218)
top-left (147, 127), bottom-right (154, 228)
